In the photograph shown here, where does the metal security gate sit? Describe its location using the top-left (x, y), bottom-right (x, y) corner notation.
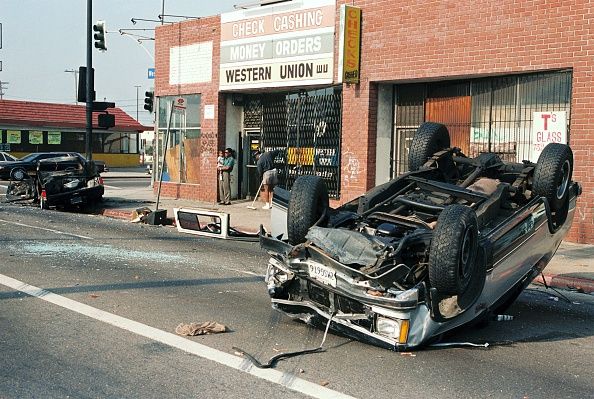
top-left (392, 70), bottom-right (572, 178)
top-left (261, 90), bottom-right (342, 198)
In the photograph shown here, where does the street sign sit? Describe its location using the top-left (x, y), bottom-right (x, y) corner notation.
top-left (148, 68), bottom-right (155, 79)
top-left (172, 97), bottom-right (186, 114)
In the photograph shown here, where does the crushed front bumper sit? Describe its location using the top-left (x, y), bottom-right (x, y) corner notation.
top-left (261, 234), bottom-right (441, 350)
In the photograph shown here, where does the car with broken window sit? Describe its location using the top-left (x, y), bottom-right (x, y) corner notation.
top-left (0, 151), bottom-right (18, 162)
top-left (260, 122), bottom-right (581, 350)
top-left (5, 155), bottom-right (104, 209)
top-left (0, 152), bottom-right (106, 181)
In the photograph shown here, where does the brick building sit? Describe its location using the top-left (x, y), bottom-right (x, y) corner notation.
top-left (154, 0), bottom-right (593, 243)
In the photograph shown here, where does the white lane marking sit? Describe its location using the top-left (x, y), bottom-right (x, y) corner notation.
top-left (0, 184), bottom-right (8, 188)
top-left (0, 219), bottom-right (94, 240)
top-left (102, 185), bottom-right (123, 190)
top-left (0, 274), bottom-right (357, 399)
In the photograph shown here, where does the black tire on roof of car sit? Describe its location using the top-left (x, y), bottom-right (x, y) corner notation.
top-left (532, 143), bottom-right (573, 211)
top-left (287, 175), bottom-right (329, 245)
top-left (408, 122), bottom-right (451, 171)
top-left (429, 204), bottom-right (479, 296)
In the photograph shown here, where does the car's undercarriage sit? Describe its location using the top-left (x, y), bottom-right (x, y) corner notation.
top-left (260, 122), bottom-right (580, 350)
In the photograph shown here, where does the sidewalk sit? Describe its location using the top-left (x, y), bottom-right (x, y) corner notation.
top-left (98, 171), bottom-right (594, 295)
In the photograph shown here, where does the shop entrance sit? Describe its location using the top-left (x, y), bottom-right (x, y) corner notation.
top-left (239, 88), bottom-right (343, 199)
top-left (242, 129), bottom-right (261, 199)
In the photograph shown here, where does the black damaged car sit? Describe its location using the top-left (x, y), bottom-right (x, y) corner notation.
top-left (5, 155), bottom-right (104, 209)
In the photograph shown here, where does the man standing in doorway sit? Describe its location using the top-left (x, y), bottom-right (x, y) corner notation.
top-left (218, 148), bottom-right (235, 205)
top-left (256, 149), bottom-right (281, 209)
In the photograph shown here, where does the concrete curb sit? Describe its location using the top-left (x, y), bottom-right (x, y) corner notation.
top-left (533, 273), bottom-right (594, 294)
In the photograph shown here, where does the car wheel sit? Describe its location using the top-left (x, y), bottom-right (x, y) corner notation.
top-left (287, 176), bottom-right (329, 245)
top-left (429, 204), bottom-right (479, 296)
top-left (532, 143), bottom-right (573, 211)
top-left (10, 168), bottom-right (28, 181)
top-left (408, 122), bottom-right (451, 171)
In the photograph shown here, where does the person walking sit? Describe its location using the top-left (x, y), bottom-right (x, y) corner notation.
top-left (217, 148), bottom-right (235, 205)
top-left (256, 149), bottom-right (281, 209)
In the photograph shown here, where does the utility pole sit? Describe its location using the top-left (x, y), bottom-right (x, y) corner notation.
top-left (85, 0), bottom-right (93, 160)
top-left (64, 69), bottom-right (79, 104)
top-left (0, 80), bottom-right (8, 99)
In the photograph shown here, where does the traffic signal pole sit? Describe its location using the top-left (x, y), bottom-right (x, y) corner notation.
top-left (85, 0), bottom-right (93, 160)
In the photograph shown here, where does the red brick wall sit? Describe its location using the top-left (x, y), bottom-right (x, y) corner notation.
top-left (337, 0), bottom-right (593, 243)
top-left (155, 16), bottom-right (223, 202)
top-left (154, 1), bottom-right (593, 243)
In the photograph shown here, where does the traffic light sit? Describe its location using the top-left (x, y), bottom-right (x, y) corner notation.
top-left (144, 91), bottom-right (154, 113)
top-left (98, 112), bottom-right (115, 129)
top-left (93, 20), bottom-right (107, 51)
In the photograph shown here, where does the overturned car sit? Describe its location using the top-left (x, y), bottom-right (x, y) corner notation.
top-left (6, 155), bottom-right (104, 209)
top-left (261, 122), bottom-right (581, 350)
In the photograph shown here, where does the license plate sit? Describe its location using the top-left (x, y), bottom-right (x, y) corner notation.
top-left (70, 196), bottom-right (83, 204)
top-left (308, 263), bottom-right (336, 287)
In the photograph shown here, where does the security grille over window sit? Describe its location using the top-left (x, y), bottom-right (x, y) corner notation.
top-left (262, 89), bottom-right (342, 198)
top-left (392, 70), bottom-right (572, 178)
top-left (243, 97), bottom-right (262, 129)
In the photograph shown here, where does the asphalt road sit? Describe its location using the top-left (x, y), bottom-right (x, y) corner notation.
top-left (0, 204), bottom-right (593, 398)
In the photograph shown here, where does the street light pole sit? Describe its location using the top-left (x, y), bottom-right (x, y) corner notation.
top-left (85, 0), bottom-right (93, 160)
top-left (64, 69), bottom-right (79, 104)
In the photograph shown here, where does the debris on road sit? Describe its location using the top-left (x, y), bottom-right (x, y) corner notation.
top-left (175, 321), bottom-right (227, 336)
top-left (131, 207), bottom-right (152, 223)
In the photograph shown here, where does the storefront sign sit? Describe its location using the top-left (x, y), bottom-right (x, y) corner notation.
top-left (338, 5), bottom-right (361, 84)
top-left (7, 130), bottom-right (21, 144)
top-left (29, 130), bottom-right (43, 144)
top-left (531, 111), bottom-right (567, 161)
top-left (48, 131), bottom-right (62, 145)
top-left (220, 0), bottom-right (335, 90)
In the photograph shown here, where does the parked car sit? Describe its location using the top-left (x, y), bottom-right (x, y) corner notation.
top-left (0, 152), bottom-right (106, 180)
top-left (0, 151), bottom-right (18, 162)
top-left (260, 122), bottom-right (581, 350)
top-left (5, 155), bottom-right (104, 209)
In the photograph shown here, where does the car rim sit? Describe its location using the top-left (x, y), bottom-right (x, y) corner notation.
top-left (556, 159), bottom-right (571, 200)
top-left (459, 228), bottom-right (473, 280)
top-left (14, 170), bottom-right (24, 180)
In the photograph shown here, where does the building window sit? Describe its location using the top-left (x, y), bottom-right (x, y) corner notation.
top-left (156, 94), bottom-right (201, 183)
top-left (392, 70), bottom-right (572, 177)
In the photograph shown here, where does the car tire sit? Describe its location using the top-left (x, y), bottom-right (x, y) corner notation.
top-left (287, 176), bottom-right (329, 245)
top-left (10, 168), bottom-right (28, 181)
top-left (408, 122), bottom-right (451, 171)
top-left (429, 204), bottom-right (479, 296)
top-left (532, 143), bottom-right (573, 211)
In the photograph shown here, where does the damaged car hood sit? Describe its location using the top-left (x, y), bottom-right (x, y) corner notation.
top-left (306, 226), bottom-right (390, 267)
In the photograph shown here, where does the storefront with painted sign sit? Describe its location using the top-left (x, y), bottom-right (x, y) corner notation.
top-left (154, 0), bottom-right (593, 243)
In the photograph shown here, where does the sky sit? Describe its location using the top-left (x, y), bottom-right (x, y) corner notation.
top-left (0, 0), bottom-right (240, 126)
